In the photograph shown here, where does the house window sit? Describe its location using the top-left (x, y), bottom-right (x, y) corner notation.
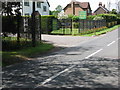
top-left (24, 2), bottom-right (29, 6)
top-left (37, 2), bottom-right (41, 8)
top-left (43, 6), bottom-right (47, 12)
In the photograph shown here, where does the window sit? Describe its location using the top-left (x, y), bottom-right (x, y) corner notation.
top-left (43, 6), bottom-right (47, 12)
top-left (37, 2), bottom-right (41, 8)
top-left (24, 2), bottom-right (29, 6)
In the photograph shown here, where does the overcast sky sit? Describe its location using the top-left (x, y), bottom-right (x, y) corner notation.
top-left (48, 0), bottom-right (117, 12)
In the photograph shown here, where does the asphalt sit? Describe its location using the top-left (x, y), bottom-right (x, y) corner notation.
top-left (2, 28), bottom-right (120, 89)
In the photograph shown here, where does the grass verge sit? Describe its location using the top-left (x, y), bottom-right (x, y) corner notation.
top-left (1, 42), bottom-right (54, 67)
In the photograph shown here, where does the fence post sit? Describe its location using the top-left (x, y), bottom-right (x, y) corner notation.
top-left (39, 15), bottom-right (41, 41)
top-left (78, 19), bottom-right (80, 33)
top-left (63, 19), bottom-right (65, 34)
top-left (83, 19), bottom-right (84, 31)
top-left (31, 2), bottom-right (36, 47)
top-left (70, 19), bottom-right (72, 34)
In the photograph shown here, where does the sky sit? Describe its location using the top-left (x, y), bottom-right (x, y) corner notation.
top-left (48, 0), bottom-right (117, 12)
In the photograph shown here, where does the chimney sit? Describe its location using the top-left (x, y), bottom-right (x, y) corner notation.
top-left (99, 2), bottom-right (102, 6)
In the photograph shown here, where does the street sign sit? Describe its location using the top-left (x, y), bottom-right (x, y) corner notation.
top-left (79, 11), bottom-right (87, 19)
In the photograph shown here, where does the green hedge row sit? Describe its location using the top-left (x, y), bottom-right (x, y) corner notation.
top-left (41, 15), bottom-right (56, 34)
top-left (2, 15), bottom-right (57, 34)
top-left (2, 16), bottom-right (18, 33)
top-left (87, 14), bottom-right (118, 22)
top-left (87, 14), bottom-right (118, 27)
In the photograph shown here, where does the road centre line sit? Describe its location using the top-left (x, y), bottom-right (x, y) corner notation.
top-left (35, 65), bottom-right (76, 87)
top-left (85, 49), bottom-right (103, 59)
top-left (36, 37), bottom-right (119, 87)
top-left (107, 41), bottom-right (116, 47)
top-left (36, 49), bottom-right (103, 87)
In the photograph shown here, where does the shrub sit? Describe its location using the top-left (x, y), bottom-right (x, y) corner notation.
top-left (93, 16), bottom-right (104, 20)
top-left (98, 14), bottom-right (117, 22)
top-left (2, 16), bottom-right (17, 34)
top-left (80, 26), bottom-right (107, 35)
top-left (41, 15), bottom-right (56, 34)
top-left (2, 16), bottom-right (23, 34)
top-left (72, 16), bottom-right (80, 21)
top-left (87, 15), bottom-right (96, 20)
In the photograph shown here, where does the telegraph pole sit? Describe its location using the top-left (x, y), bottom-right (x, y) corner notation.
top-left (31, 2), bottom-right (36, 47)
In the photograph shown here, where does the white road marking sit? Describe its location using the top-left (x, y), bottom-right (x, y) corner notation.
top-left (36, 37), bottom-right (120, 87)
top-left (85, 49), bottom-right (103, 59)
top-left (107, 41), bottom-right (116, 47)
top-left (35, 65), bottom-right (75, 88)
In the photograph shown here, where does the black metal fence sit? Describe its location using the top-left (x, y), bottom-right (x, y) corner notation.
top-left (51, 19), bottom-right (106, 35)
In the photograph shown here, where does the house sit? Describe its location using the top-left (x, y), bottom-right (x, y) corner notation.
top-left (63, 0), bottom-right (92, 16)
top-left (22, 0), bottom-right (50, 16)
top-left (94, 2), bottom-right (109, 15)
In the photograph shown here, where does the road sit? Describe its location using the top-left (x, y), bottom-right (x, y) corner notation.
top-left (2, 28), bottom-right (120, 89)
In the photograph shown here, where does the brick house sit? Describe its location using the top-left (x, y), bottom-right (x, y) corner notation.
top-left (94, 2), bottom-right (109, 15)
top-left (63, 0), bottom-right (92, 16)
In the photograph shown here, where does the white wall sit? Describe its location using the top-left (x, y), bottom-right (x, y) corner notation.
top-left (22, 0), bottom-right (49, 16)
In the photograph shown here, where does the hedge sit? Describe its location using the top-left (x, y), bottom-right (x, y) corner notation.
top-left (41, 15), bottom-right (56, 34)
top-left (87, 14), bottom-right (118, 27)
top-left (2, 16), bottom-right (17, 33)
top-left (2, 16), bottom-right (24, 34)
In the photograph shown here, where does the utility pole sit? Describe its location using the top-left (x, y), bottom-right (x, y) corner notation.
top-left (31, 2), bottom-right (36, 47)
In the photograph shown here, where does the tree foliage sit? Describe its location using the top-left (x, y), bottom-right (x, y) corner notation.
top-left (51, 5), bottom-right (63, 16)
top-left (2, 2), bottom-right (21, 16)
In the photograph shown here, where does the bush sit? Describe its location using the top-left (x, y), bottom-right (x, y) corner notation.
top-left (2, 16), bottom-right (23, 34)
top-left (73, 22), bottom-right (79, 28)
top-left (80, 26), bottom-right (107, 35)
top-left (41, 15), bottom-right (56, 34)
top-left (2, 16), bottom-right (17, 33)
top-left (87, 15), bottom-right (96, 20)
top-left (72, 16), bottom-right (79, 21)
top-left (98, 14), bottom-right (117, 22)
top-left (93, 16), bottom-right (104, 20)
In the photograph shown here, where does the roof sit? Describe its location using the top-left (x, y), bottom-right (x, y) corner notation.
top-left (46, 0), bottom-right (50, 7)
top-left (64, 1), bottom-right (90, 10)
top-left (94, 6), bottom-right (109, 13)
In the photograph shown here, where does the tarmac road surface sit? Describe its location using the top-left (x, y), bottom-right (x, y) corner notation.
top-left (2, 28), bottom-right (120, 89)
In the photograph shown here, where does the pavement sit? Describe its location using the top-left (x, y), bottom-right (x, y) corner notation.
top-left (2, 28), bottom-right (120, 89)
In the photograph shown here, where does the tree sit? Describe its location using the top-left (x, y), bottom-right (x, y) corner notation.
top-left (51, 5), bottom-right (63, 16)
top-left (55, 5), bottom-right (62, 13)
top-left (2, 2), bottom-right (21, 16)
top-left (110, 9), bottom-right (117, 14)
top-left (2, 2), bottom-right (22, 43)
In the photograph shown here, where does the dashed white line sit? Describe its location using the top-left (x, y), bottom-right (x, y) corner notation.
top-left (85, 49), bottom-right (103, 59)
top-left (107, 41), bottom-right (116, 46)
top-left (36, 38), bottom-right (119, 87)
top-left (35, 65), bottom-right (75, 88)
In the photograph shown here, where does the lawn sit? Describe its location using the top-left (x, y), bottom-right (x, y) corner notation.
top-left (1, 42), bottom-right (54, 67)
